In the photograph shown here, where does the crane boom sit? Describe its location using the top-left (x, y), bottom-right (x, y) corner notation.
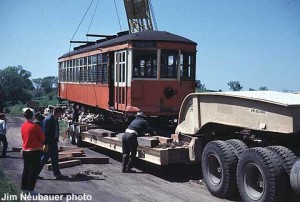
top-left (124, 0), bottom-right (154, 33)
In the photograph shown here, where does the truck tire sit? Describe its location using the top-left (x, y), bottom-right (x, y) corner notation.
top-left (75, 132), bottom-right (82, 147)
top-left (266, 146), bottom-right (297, 175)
top-left (237, 147), bottom-right (287, 202)
top-left (70, 131), bottom-right (76, 145)
top-left (202, 140), bottom-right (238, 198)
top-left (290, 159), bottom-right (300, 195)
top-left (225, 139), bottom-right (248, 159)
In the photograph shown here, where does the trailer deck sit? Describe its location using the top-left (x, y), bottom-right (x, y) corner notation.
top-left (69, 124), bottom-right (196, 166)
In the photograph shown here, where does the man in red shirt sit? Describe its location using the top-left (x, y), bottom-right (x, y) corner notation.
top-left (21, 108), bottom-right (45, 194)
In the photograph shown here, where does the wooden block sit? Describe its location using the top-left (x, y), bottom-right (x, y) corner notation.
top-left (46, 160), bottom-right (81, 170)
top-left (60, 146), bottom-right (79, 151)
top-left (88, 129), bottom-right (107, 137)
top-left (57, 156), bottom-right (71, 162)
top-left (171, 134), bottom-right (179, 142)
top-left (70, 157), bottom-right (109, 164)
top-left (59, 153), bottom-right (73, 159)
top-left (88, 129), bottom-right (116, 138)
top-left (12, 147), bottom-right (22, 152)
top-left (107, 132), bottom-right (116, 137)
top-left (75, 124), bottom-right (91, 133)
top-left (117, 133), bottom-right (124, 141)
top-left (137, 136), bottom-right (159, 148)
top-left (156, 136), bottom-right (173, 144)
top-left (71, 152), bottom-right (86, 157)
top-left (59, 148), bottom-right (84, 155)
top-left (87, 126), bottom-right (100, 130)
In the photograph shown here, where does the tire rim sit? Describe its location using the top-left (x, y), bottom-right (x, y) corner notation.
top-left (207, 154), bottom-right (222, 186)
top-left (244, 163), bottom-right (265, 200)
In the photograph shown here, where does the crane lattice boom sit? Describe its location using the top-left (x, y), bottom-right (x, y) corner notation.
top-left (124, 0), bottom-right (154, 33)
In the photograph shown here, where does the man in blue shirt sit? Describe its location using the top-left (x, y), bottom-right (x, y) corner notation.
top-left (38, 107), bottom-right (68, 180)
top-left (122, 112), bottom-right (155, 173)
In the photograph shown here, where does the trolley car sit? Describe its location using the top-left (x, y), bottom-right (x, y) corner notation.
top-left (58, 30), bottom-right (197, 121)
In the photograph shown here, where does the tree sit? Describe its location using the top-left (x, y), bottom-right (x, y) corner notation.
top-left (41, 76), bottom-right (58, 94)
top-left (32, 78), bottom-right (43, 97)
top-left (0, 66), bottom-right (34, 104)
top-left (195, 80), bottom-right (206, 91)
top-left (259, 86), bottom-right (268, 91)
top-left (0, 72), bottom-right (4, 112)
top-left (227, 81), bottom-right (243, 91)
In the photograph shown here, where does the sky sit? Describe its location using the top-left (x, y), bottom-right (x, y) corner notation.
top-left (0, 0), bottom-right (299, 92)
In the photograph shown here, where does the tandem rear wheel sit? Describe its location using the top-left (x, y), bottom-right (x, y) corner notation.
top-left (236, 147), bottom-right (287, 202)
top-left (69, 127), bottom-right (82, 147)
top-left (201, 140), bottom-right (238, 198)
top-left (201, 140), bottom-right (298, 202)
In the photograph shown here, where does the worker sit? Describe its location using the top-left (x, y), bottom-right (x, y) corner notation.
top-left (38, 106), bottom-right (68, 180)
top-left (20, 108), bottom-right (45, 195)
top-left (0, 113), bottom-right (8, 158)
top-left (122, 111), bottom-right (155, 173)
top-left (72, 104), bottom-right (79, 123)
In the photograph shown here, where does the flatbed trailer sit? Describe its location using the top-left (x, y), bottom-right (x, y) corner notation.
top-left (68, 91), bottom-right (300, 202)
top-left (68, 124), bottom-right (199, 166)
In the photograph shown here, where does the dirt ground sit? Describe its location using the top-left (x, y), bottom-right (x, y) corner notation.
top-left (0, 115), bottom-right (233, 202)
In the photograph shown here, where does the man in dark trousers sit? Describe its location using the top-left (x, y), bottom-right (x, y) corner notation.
top-left (122, 112), bottom-right (155, 173)
top-left (72, 104), bottom-right (79, 123)
top-left (38, 106), bottom-right (68, 180)
top-left (0, 113), bottom-right (8, 158)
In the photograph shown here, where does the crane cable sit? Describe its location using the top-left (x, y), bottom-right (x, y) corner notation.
top-left (113, 0), bottom-right (122, 32)
top-left (86, 0), bottom-right (100, 41)
top-left (69, 0), bottom-right (94, 53)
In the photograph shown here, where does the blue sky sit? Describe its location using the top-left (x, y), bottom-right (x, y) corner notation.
top-left (0, 0), bottom-right (299, 92)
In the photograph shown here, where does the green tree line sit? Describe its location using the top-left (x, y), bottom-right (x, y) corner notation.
top-left (196, 80), bottom-right (269, 92)
top-left (0, 66), bottom-right (57, 112)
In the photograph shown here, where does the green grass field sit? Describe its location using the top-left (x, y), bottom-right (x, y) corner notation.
top-left (0, 162), bottom-right (22, 201)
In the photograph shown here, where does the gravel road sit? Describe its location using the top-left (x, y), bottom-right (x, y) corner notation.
top-left (0, 115), bottom-right (234, 202)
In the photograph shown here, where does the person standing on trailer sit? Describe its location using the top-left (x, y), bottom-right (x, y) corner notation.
top-left (122, 112), bottom-right (155, 173)
top-left (0, 113), bottom-right (8, 158)
top-left (38, 106), bottom-right (68, 180)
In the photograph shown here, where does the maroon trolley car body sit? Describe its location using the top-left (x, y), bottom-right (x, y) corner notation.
top-left (58, 31), bottom-right (197, 119)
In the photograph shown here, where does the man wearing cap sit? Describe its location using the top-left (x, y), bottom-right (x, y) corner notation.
top-left (0, 113), bottom-right (8, 158)
top-left (122, 112), bottom-right (155, 173)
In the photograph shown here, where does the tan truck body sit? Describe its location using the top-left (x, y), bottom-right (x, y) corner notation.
top-left (176, 91), bottom-right (300, 135)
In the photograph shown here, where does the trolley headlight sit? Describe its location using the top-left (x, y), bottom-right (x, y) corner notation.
top-left (164, 87), bottom-right (175, 99)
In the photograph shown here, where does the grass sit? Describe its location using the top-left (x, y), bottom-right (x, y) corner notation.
top-left (33, 92), bottom-right (59, 107)
top-left (7, 104), bottom-right (27, 115)
top-left (59, 120), bottom-right (69, 136)
top-left (5, 94), bottom-right (60, 115)
top-left (0, 162), bottom-right (22, 201)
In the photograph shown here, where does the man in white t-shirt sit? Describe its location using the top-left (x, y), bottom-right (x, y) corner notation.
top-left (0, 113), bottom-right (8, 158)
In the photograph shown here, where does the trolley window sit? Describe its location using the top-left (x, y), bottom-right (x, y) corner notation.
top-left (132, 50), bottom-right (157, 78)
top-left (161, 50), bottom-right (178, 79)
top-left (96, 53), bottom-right (109, 84)
top-left (180, 51), bottom-right (195, 80)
